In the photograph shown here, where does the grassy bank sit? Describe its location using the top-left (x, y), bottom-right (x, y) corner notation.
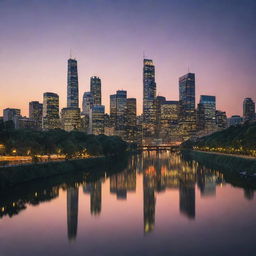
top-left (184, 150), bottom-right (256, 189)
top-left (0, 156), bottom-right (109, 191)
top-left (188, 150), bottom-right (256, 174)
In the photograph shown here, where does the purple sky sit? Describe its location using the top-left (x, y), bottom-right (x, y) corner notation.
top-left (0, 0), bottom-right (255, 117)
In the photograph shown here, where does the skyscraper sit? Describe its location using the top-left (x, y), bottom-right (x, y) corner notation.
top-left (3, 108), bottom-right (21, 122)
top-left (90, 76), bottom-right (101, 105)
top-left (42, 92), bottom-right (60, 130)
top-left (110, 94), bottom-right (117, 126)
top-left (29, 101), bottom-right (43, 130)
top-left (243, 97), bottom-right (255, 122)
top-left (82, 92), bottom-right (94, 115)
top-left (198, 95), bottom-right (217, 133)
top-left (61, 108), bottom-right (81, 131)
top-left (116, 90), bottom-right (127, 130)
top-left (67, 58), bottom-right (79, 108)
top-left (216, 110), bottom-right (227, 129)
top-left (179, 73), bottom-right (196, 140)
top-left (89, 105), bottom-right (105, 135)
top-left (160, 101), bottom-right (180, 142)
top-left (67, 187), bottom-right (79, 241)
top-left (143, 59), bottom-right (157, 138)
top-left (127, 98), bottom-right (137, 127)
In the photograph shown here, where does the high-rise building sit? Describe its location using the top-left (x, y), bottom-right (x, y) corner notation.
top-left (90, 76), bottom-right (101, 105)
top-left (155, 96), bottom-right (166, 137)
top-left (67, 58), bottom-right (79, 108)
top-left (82, 92), bottom-right (94, 115)
top-left (89, 105), bottom-right (105, 135)
top-left (228, 115), bottom-right (243, 127)
top-left (42, 92), bottom-right (60, 130)
top-left (160, 101), bottom-right (180, 142)
top-left (127, 98), bottom-right (137, 127)
top-left (179, 73), bottom-right (196, 140)
top-left (198, 95), bottom-right (217, 133)
top-left (110, 94), bottom-right (117, 126)
top-left (29, 101), bottom-right (43, 130)
top-left (116, 90), bottom-right (127, 130)
top-left (3, 108), bottom-right (21, 122)
top-left (243, 98), bottom-right (255, 122)
top-left (61, 108), bottom-right (81, 132)
top-left (67, 187), bottom-right (79, 241)
top-left (216, 110), bottom-right (227, 129)
top-left (143, 59), bottom-right (157, 137)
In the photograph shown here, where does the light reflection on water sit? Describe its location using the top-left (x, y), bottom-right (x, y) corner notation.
top-left (0, 151), bottom-right (255, 256)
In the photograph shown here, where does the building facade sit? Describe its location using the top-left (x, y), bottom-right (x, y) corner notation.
top-left (243, 98), bottom-right (255, 122)
top-left (29, 101), bottom-right (43, 130)
top-left (82, 92), bottom-right (94, 115)
top-left (61, 107), bottom-right (81, 132)
top-left (90, 76), bottom-right (101, 106)
top-left (143, 59), bottom-right (157, 137)
top-left (67, 59), bottom-right (79, 108)
top-left (3, 108), bottom-right (21, 122)
top-left (89, 105), bottom-right (105, 135)
top-left (179, 73), bottom-right (196, 140)
top-left (42, 92), bottom-right (60, 130)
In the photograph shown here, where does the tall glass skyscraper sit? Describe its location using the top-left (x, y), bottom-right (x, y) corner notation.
top-left (243, 97), bottom-right (255, 122)
top-left (179, 73), bottom-right (196, 139)
top-left (42, 92), bottom-right (60, 130)
top-left (143, 59), bottom-right (156, 122)
top-left (67, 58), bottom-right (79, 108)
top-left (90, 76), bottom-right (101, 105)
top-left (198, 95), bottom-right (217, 133)
top-left (82, 92), bottom-right (94, 115)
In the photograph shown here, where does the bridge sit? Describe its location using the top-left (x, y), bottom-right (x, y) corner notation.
top-left (137, 144), bottom-right (180, 151)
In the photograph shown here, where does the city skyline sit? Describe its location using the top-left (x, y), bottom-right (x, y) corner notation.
top-left (0, 55), bottom-right (254, 118)
top-left (1, 0), bottom-right (256, 117)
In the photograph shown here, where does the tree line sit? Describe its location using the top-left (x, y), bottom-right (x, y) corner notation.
top-left (0, 124), bottom-right (128, 158)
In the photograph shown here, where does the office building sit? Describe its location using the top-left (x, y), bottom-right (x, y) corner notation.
top-left (160, 101), bottom-right (180, 142)
top-left (127, 98), bottom-right (137, 127)
top-left (61, 107), bottom-right (81, 132)
top-left (179, 73), bottom-right (196, 140)
top-left (82, 92), bottom-right (94, 115)
top-left (67, 58), bottom-right (79, 108)
top-left (29, 101), bottom-right (43, 130)
top-left (42, 92), bottom-right (60, 130)
top-left (90, 76), bottom-right (101, 105)
top-left (198, 95), bottom-right (217, 133)
top-left (228, 115), bottom-right (243, 127)
top-left (216, 110), bottom-right (227, 129)
top-left (243, 98), bottom-right (255, 122)
top-left (3, 108), bottom-right (21, 122)
top-left (143, 59), bottom-right (157, 137)
top-left (89, 105), bottom-right (105, 135)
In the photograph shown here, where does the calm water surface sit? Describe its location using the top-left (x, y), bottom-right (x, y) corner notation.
top-left (0, 151), bottom-right (255, 256)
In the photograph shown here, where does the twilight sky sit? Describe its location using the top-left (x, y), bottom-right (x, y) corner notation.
top-left (0, 0), bottom-right (255, 117)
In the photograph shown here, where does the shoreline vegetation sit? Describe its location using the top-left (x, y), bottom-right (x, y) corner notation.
top-left (182, 122), bottom-right (256, 157)
top-left (0, 128), bottom-right (133, 190)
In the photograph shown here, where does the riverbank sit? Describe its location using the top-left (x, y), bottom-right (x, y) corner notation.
top-left (194, 150), bottom-right (256, 160)
top-left (186, 150), bottom-right (256, 175)
top-left (0, 156), bottom-right (109, 191)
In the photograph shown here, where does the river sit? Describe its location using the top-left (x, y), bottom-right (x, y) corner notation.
top-left (0, 151), bottom-right (255, 256)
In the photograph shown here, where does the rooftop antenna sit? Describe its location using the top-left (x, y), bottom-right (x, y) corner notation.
top-left (188, 65), bottom-right (190, 73)
top-left (70, 49), bottom-right (72, 59)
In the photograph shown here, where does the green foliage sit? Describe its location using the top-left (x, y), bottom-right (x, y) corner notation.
top-left (182, 122), bottom-right (256, 151)
top-left (0, 129), bottom-right (128, 157)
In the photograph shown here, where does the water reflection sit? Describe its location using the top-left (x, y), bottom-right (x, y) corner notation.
top-left (0, 151), bottom-right (255, 243)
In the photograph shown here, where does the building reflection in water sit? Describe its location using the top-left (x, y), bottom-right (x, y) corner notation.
top-left (143, 167), bottom-right (156, 234)
top-left (67, 186), bottom-right (79, 241)
top-left (3, 151), bottom-right (254, 242)
top-left (83, 180), bottom-right (102, 215)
